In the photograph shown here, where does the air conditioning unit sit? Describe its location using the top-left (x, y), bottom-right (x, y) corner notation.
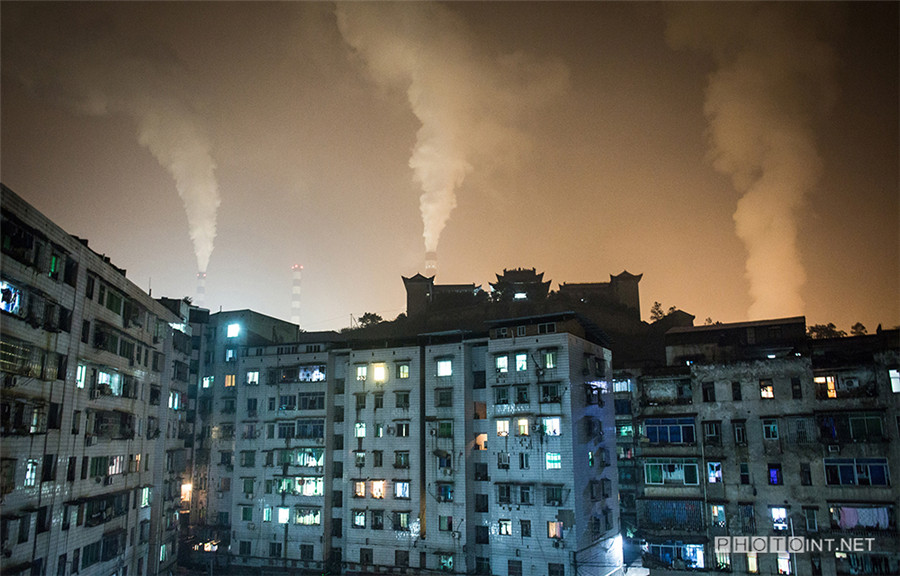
top-left (315, 438), bottom-right (324, 444)
top-left (552, 540), bottom-right (562, 548)
top-left (442, 468), bottom-right (453, 476)
top-left (387, 426), bottom-right (395, 435)
top-left (103, 476), bottom-right (113, 486)
top-left (245, 493), bottom-right (253, 499)
top-left (827, 445), bottom-right (841, 453)
top-left (547, 500), bottom-right (561, 507)
top-left (248, 522), bottom-right (256, 530)
top-left (451, 531), bottom-right (461, 539)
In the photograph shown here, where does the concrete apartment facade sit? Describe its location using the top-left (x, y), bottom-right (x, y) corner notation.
top-left (632, 317), bottom-right (900, 576)
top-left (1, 184), bottom-right (192, 576)
top-left (188, 312), bottom-right (623, 576)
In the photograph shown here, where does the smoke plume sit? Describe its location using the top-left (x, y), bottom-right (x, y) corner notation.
top-left (666, 5), bottom-right (837, 319)
top-left (336, 3), bottom-right (567, 254)
top-left (4, 6), bottom-right (221, 272)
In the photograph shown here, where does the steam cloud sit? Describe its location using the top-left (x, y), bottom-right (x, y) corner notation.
top-left (666, 5), bottom-right (837, 319)
top-left (336, 3), bottom-right (567, 254)
top-left (5, 6), bottom-right (221, 272)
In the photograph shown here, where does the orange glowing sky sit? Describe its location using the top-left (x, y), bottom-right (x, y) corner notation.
top-left (2, 2), bottom-right (897, 332)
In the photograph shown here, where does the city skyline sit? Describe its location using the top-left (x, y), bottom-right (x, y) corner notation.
top-left (2, 2), bottom-right (897, 332)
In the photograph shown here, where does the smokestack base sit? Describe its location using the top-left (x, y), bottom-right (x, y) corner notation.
top-left (196, 272), bottom-right (207, 306)
top-left (424, 251), bottom-right (437, 276)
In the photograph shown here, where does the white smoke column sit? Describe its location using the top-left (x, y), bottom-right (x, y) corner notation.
top-left (666, 5), bottom-right (837, 319)
top-left (137, 99), bottom-right (220, 272)
top-left (336, 3), bottom-right (567, 254)
top-left (4, 6), bottom-right (221, 273)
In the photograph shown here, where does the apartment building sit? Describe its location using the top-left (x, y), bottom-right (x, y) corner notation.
top-left (0, 184), bottom-right (192, 576)
top-left (633, 317), bottom-right (900, 575)
top-left (188, 311), bottom-right (623, 576)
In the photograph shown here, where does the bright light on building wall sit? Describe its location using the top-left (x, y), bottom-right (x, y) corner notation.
top-left (373, 364), bottom-right (386, 382)
top-left (277, 507), bottom-right (290, 524)
top-left (226, 323), bottom-right (240, 338)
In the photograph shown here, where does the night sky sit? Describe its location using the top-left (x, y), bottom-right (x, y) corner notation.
top-left (2, 2), bottom-right (897, 332)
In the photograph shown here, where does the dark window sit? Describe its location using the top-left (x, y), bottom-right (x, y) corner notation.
top-left (800, 462), bottom-right (812, 486)
top-left (702, 382), bottom-right (716, 402)
top-left (731, 381), bottom-right (742, 401)
top-left (791, 377), bottom-right (803, 400)
top-left (395, 550), bottom-right (409, 567)
top-left (360, 548), bottom-right (373, 565)
top-left (475, 525), bottom-right (489, 544)
top-left (740, 462), bottom-right (750, 485)
top-left (81, 321), bottom-right (91, 344)
top-left (475, 493), bottom-right (488, 512)
top-left (509, 560), bottom-right (523, 576)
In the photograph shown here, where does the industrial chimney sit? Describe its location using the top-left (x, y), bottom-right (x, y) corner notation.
top-left (291, 264), bottom-right (303, 327)
top-left (425, 251), bottom-right (437, 277)
top-left (196, 272), bottom-right (206, 307)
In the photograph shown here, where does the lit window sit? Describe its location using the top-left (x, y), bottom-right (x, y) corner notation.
top-left (496, 420), bottom-right (509, 437)
top-left (548, 521), bottom-right (564, 538)
top-left (295, 508), bottom-right (321, 525)
top-left (394, 481), bottom-right (410, 499)
top-left (514, 292), bottom-right (527, 300)
top-left (141, 486), bottom-right (151, 507)
top-left (395, 364), bottom-right (409, 379)
top-left (353, 510), bottom-right (366, 528)
top-left (437, 359), bottom-right (452, 377)
top-left (227, 323), bottom-right (240, 338)
top-left (543, 417), bottom-right (561, 436)
top-left (890, 369), bottom-right (900, 393)
top-left (225, 348), bottom-right (236, 361)
top-left (515, 353), bottom-right (528, 372)
top-left (24, 459), bottom-right (38, 487)
top-left (371, 480), bottom-right (385, 499)
top-left (776, 552), bottom-right (792, 574)
top-left (710, 504), bottom-right (726, 527)
top-left (759, 380), bottom-right (774, 399)
top-left (356, 366), bottom-right (367, 381)
top-left (771, 507), bottom-right (788, 531)
top-left (542, 350), bottom-right (557, 369)
top-left (815, 375), bottom-right (837, 398)
top-left (355, 423), bottom-right (366, 438)
top-left (545, 453), bottom-right (562, 469)
top-left (263, 507), bottom-right (272, 522)
top-left (747, 553), bottom-right (758, 573)
top-left (76, 364), bottom-right (87, 388)
top-left (768, 464), bottom-right (783, 485)
top-left (202, 376), bottom-right (213, 388)
top-left (517, 418), bottom-right (529, 436)
top-left (373, 364), bottom-right (386, 383)
top-left (499, 519), bottom-right (512, 535)
top-left (246, 371), bottom-right (259, 385)
top-left (225, 374), bottom-right (235, 387)
top-left (354, 481), bottom-right (366, 498)
top-left (495, 356), bottom-right (508, 373)
top-left (277, 507), bottom-right (290, 524)
top-left (708, 462), bottom-right (722, 483)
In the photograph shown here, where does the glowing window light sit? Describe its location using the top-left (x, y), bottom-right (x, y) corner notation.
top-left (277, 506), bottom-right (290, 524)
top-left (373, 364), bottom-right (386, 383)
top-left (226, 323), bottom-right (240, 338)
